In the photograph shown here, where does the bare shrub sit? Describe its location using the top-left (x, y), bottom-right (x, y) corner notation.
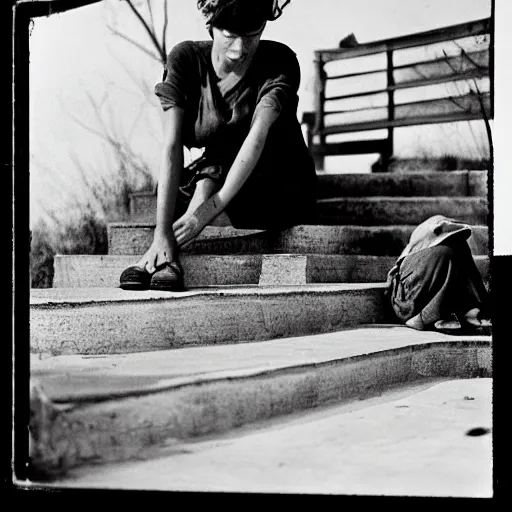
top-left (30, 209), bottom-right (109, 289)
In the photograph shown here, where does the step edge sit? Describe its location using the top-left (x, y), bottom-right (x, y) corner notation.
top-left (36, 338), bottom-right (491, 405)
top-left (31, 283), bottom-right (389, 307)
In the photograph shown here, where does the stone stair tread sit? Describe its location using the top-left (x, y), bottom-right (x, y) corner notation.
top-left (315, 170), bottom-right (487, 197)
top-left (108, 222), bottom-right (458, 232)
top-left (317, 196), bottom-right (486, 203)
top-left (128, 175), bottom-right (488, 223)
top-left (53, 254), bottom-right (261, 288)
top-left (30, 283), bottom-right (391, 356)
top-left (32, 282), bottom-right (386, 305)
top-left (32, 326), bottom-right (491, 404)
top-left (53, 253), bottom-right (489, 288)
top-left (130, 171), bottom-right (487, 201)
top-left (315, 197), bottom-right (488, 226)
top-left (108, 223), bottom-right (263, 236)
top-left (108, 224), bottom-right (489, 256)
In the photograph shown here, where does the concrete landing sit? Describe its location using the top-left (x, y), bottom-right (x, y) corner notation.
top-left (49, 378), bottom-right (492, 496)
top-left (30, 283), bottom-right (390, 355)
top-left (28, 326), bottom-right (491, 482)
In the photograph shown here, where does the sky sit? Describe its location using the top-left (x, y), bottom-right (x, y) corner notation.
top-left (27, 0), bottom-right (511, 254)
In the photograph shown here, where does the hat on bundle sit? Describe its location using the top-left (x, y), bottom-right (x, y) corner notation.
top-left (197, 0), bottom-right (292, 33)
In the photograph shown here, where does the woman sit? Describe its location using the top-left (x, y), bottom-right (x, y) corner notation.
top-left (387, 215), bottom-right (491, 333)
top-left (120, 0), bottom-right (317, 291)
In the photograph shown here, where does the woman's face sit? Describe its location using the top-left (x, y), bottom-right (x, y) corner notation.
top-left (211, 24), bottom-right (264, 71)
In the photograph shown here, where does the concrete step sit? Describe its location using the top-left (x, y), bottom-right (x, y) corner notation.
top-left (316, 170), bottom-right (487, 198)
top-left (108, 224), bottom-right (489, 256)
top-left (48, 378), bottom-right (495, 498)
top-left (129, 171), bottom-right (487, 221)
top-left (53, 254), bottom-right (490, 288)
top-left (38, 379), bottom-right (493, 496)
top-left (28, 327), bottom-right (491, 480)
top-left (316, 197), bottom-right (488, 226)
top-left (30, 284), bottom-right (391, 356)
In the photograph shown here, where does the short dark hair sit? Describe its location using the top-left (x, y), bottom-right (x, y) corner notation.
top-left (197, 1), bottom-right (292, 33)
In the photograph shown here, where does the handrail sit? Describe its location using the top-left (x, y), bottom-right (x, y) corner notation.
top-left (325, 68), bottom-right (488, 103)
top-left (326, 48), bottom-right (489, 82)
top-left (314, 18), bottom-right (490, 62)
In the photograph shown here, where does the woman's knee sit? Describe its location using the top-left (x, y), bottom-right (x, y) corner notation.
top-left (429, 244), bottom-right (455, 259)
top-left (400, 244), bottom-right (454, 276)
top-left (412, 245), bottom-right (456, 286)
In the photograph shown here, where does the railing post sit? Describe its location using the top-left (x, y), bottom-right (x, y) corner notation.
top-left (313, 53), bottom-right (326, 171)
top-left (384, 49), bottom-right (395, 170)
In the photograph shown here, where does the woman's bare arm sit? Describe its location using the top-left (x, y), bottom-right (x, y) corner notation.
top-left (174, 106), bottom-right (279, 245)
top-left (218, 107), bottom-right (279, 205)
top-left (136, 107), bottom-right (185, 273)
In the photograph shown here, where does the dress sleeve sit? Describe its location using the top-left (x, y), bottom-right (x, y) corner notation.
top-left (154, 41), bottom-right (196, 111)
top-left (255, 44), bottom-right (301, 114)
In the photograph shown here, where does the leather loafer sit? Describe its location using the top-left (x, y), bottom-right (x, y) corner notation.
top-left (150, 261), bottom-right (185, 292)
top-left (119, 265), bottom-right (151, 290)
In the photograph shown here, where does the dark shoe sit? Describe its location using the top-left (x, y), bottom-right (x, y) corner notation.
top-left (433, 314), bottom-right (464, 334)
top-left (119, 265), bottom-right (151, 290)
top-left (150, 261), bottom-right (185, 292)
top-left (464, 315), bottom-right (491, 328)
top-left (462, 314), bottom-right (492, 335)
top-left (434, 318), bottom-right (462, 332)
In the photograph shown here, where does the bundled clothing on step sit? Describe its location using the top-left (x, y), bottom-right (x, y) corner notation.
top-left (386, 215), bottom-right (489, 329)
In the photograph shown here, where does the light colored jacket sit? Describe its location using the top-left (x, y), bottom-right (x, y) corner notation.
top-left (386, 215), bottom-right (472, 285)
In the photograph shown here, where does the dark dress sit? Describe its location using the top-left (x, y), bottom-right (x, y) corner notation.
top-left (387, 215), bottom-right (489, 328)
top-left (154, 40), bottom-right (318, 229)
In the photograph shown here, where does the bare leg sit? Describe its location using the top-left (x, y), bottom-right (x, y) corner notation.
top-left (185, 178), bottom-right (232, 227)
top-left (405, 314), bottom-right (424, 330)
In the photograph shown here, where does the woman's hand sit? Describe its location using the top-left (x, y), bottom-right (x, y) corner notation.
top-left (173, 195), bottom-right (224, 246)
top-left (136, 231), bottom-right (179, 274)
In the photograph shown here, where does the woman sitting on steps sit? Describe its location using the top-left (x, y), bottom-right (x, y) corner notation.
top-left (386, 215), bottom-right (491, 334)
top-left (120, 0), bottom-right (317, 291)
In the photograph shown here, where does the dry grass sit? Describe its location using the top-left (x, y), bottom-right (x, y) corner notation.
top-left (30, 151), bottom-right (154, 288)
